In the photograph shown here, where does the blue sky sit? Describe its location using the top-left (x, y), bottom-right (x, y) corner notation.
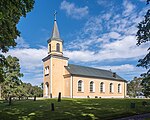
top-left (5, 0), bottom-right (149, 85)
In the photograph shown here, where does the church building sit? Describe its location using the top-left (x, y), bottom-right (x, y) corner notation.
top-left (42, 14), bottom-right (127, 98)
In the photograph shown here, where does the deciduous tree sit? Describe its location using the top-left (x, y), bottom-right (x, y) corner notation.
top-left (136, 0), bottom-right (150, 97)
top-left (0, 0), bottom-right (34, 83)
top-left (127, 77), bottom-right (143, 97)
top-left (1, 55), bottom-right (23, 100)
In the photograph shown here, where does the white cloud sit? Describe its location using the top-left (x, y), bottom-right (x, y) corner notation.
top-left (60, 1), bottom-right (89, 19)
top-left (139, 0), bottom-right (146, 2)
top-left (108, 32), bottom-right (121, 39)
top-left (97, 64), bottom-right (135, 72)
top-left (64, 50), bottom-right (95, 62)
top-left (123, 0), bottom-right (136, 16)
top-left (95, 64), bottom-right (146, 80)
top-left (66, 0), bottom-right (149, 61)
top-left (4, 46), bottom-right (47, 85)
top-left (64, 35), bottom-right (147, 62)
top-left (15, 37), bottom-right (29, 48)
top-left (6, 48), bottom-right (47, 70)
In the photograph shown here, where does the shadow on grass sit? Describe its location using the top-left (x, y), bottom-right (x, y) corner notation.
top-left (0, 98), bottom-right (150, 120)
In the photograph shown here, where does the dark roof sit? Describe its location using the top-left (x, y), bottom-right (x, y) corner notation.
top-left (65, 64), bottom-right (126, 82)
top-left (47, 19), bottom-right (62, 43)
top-left (42, 54), bottom-right (69, 62)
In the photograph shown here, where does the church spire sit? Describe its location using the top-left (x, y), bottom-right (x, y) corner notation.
top-left (48, 11), bottom-right (62, 42)
top-left (47, 11), bottom-right (63, 56)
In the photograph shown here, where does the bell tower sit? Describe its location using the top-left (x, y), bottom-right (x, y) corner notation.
top-left (47, 11), bottom-right (63, 56)
top-left (42, 12), bottom-right (68, 98)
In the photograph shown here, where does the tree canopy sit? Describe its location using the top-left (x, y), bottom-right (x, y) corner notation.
top-left (1, 55), bottom-right (23, 99)
top-left (0, 0), bottom-right (34, 52)
top-left (127, 77), bottom-right (143, 98)
top-left (136, 0), bottom-right (150, 97)
top-left (0, 0), bottom-right (34, 83)
top-left (1, 55), bottom-right (43, 99)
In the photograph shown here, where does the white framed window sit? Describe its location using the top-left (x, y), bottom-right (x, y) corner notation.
top-left (110, 83), bottom-right (114, 93)
top-left (45, 66), bottom-right (49, 75)
top-left (78, 80), bottom-right (84, 92)
top-left (118, 84), bottom-right (121, 93)
top-left (90, 81), bottom-right (95, 92)
top-left (100, 82), bottom-right (105, 93)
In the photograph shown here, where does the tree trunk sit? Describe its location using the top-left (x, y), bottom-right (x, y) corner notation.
top-left (0, 85), bottom-right (1, 99)
top-left (34, 96), bottom-right (36, 101)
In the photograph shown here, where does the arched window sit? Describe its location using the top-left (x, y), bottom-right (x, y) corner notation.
top-left (56, 43), bottom-right (60, 52)
top-left (78, 80), bottom-right (82, 92)
top-left (49, 44), bottom-right (51, 52)
top-left (110, 83), bottom-right (114, 93)
top-left (45, 82), bottom-right (49, 96)
top-left (100, 82), bottom-right (105, 92)
top-left (90, 81), bottom-right (94, 92)
top-left (118, 84), bottom-right (121, 93)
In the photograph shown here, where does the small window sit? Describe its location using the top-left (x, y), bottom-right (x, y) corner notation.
top-left (56, 43), bottom-right (60, 52)
top-left (100, 82), bottom-right (104, 93)
top-left (90, 81), bottom-right (94, 92)
top-left (110, 83), bottom-right (113, 93)
top-left (49, 44), bottom-right (51, 52)
top-left (45, 66), bottom-right (49, 75)
top-left (78, 80), bottom-right (82, 92)
top-left (118, 84), bottom-right (121, 93)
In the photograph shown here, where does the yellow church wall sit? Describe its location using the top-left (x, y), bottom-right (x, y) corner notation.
top-left (43, 59), bottom-right (50, 97)
top-left (72, 76), bottom-right (126, 98)
top-left (51, 57), bottom-right (68, 97)
top-left (64, 76), bottom-right (71, 97)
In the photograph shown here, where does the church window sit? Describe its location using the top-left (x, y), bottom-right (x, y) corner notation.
top-left (118, 84), bottom-right (121, 93)
top-left (110, 83), bottom-right (114, 93)
top-left (100, 82), bottom-right (105, 93)
top-left (49, 44), bottom-right (51, 52)
top-left (45, 66), bottom-right (49, 75)
top-left (45, 82), bottom-right (49, 96)
top-left (90, 81), bottom-right (94, 92)
top-left (78, 80), bottom-right (83, 92)
top-left (56, 43), bottom-right (60, 52)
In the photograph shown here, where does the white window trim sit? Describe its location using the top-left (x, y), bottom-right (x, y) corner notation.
top-left (118, 84), bottom-right (122, 93)
top-left (45, 66), bottom-right (49, 75)
top-left (82, 81), bottom-right (84, 92)
top-left (77, 80), bottom-right (84, 92)
top-left (103, 83), bottom-right (105, 92)
top-left (110, 83), bottom-right (114, 93)
top-left (90, 81), bottom-right (95, 92)
top-left (112, 83), bottom-right (114, 93)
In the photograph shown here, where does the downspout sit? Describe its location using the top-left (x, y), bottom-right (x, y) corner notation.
top-left (72, 75), bottom-right (73, 98)
top-left (71, 75), bottom-right (73, 98)
top-left (124, 81), bottom-right (126, 98)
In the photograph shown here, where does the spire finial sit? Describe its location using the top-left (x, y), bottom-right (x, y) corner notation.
top-left (54, 11), bottom-right (57, 21)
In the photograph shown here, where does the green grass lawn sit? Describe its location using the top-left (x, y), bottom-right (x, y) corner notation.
top-left (0, 98), bottom-right (150, 120)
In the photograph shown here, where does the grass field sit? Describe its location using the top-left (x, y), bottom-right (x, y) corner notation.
top-left (0, 98), bottom-right (150, 120)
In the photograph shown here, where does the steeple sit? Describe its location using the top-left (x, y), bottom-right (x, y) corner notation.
top-left (47, 11), bottom-right (63, 56)
top-left (48, 11), bottom-right (62, 43)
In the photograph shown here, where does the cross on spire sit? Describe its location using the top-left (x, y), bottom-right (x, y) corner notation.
top-left (54, 11), bottom-right (57, 21)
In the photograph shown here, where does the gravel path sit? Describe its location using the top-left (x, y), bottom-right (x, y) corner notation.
top-left (115, 113), bottom-right (150, 120)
